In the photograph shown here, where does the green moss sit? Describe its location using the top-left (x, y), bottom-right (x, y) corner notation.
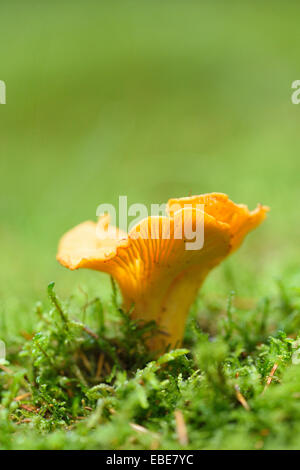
top-left (1, 279), bottom-right (300, 450)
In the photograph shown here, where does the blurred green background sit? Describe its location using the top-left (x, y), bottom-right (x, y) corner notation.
top-left (1, 0), bottom-right (300, 330)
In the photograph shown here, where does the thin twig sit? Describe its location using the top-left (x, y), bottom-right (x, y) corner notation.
top-left (174, 410), bottom-right (188, 446)
top-left (20, 404), bottom-right (39, 413)
top-left (17, 418), bottom-right (32, 425)
top-left (96, 353), bottom-right (105, 379)
top-left (235, 385), bottom-right (250, 411)
top-left (262, 363), bottom-right (278, 394)
top-left (130, 422), bottom-right (160, 439)
top-left (82, 325), bottom-right (99, 340)
top-left (0, 364), bottom-right (13, 374)
top-left (14, 392), bottom-right (32, 402)
top-left (108, 408), bottom-right (159, 439)
top-left (79, 351), bottom-right (92, 373)
top-left (130, 423), bottom-right (149, 434)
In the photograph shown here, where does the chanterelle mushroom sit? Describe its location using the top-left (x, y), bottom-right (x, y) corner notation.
top-left (57, 193), bottom-right (268, 352)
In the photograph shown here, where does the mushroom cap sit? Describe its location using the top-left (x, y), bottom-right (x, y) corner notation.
top-left (57, 214), bottom-right (129, 271)
top-left (167, 193), bottom-right (269, 252)
top-left (58, 193), bottom-right (268, 273)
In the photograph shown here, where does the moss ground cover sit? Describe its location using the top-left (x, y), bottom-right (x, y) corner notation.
top-left (1, 278), bottom-right (300, 450)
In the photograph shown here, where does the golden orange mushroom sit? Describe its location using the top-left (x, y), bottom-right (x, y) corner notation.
top-left (57, 193), bottom-right (268, 352)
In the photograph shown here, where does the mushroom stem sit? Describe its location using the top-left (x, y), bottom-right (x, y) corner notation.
top-left (125, 267), bottom-right (208, 352)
